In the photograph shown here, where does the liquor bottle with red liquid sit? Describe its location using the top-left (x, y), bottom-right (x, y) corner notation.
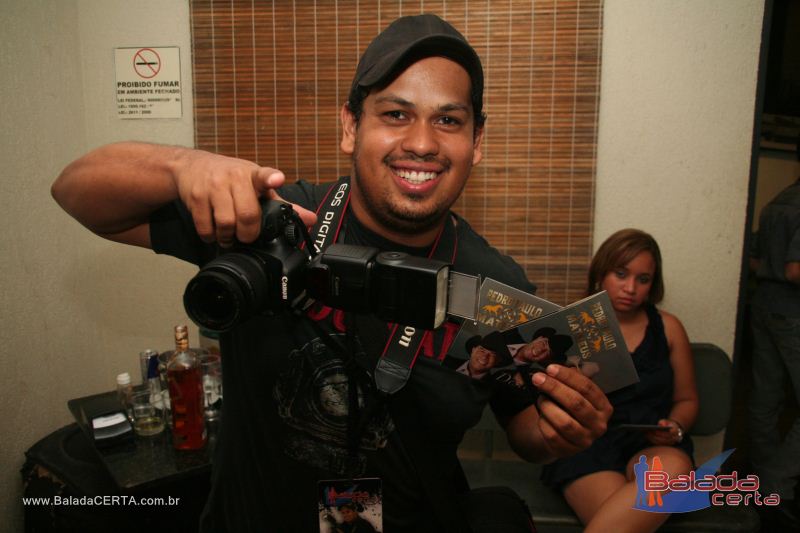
top-left (167, 325), bottom-right (207, 450)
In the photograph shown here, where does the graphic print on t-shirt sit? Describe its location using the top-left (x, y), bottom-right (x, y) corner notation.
top-left (273, 334), bottom-right (394, 475)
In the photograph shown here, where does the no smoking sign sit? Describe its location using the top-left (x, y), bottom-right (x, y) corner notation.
top-left (133, 48), bottom-right (161, 78)
top-left (115, 47), bottom-right (182, 119)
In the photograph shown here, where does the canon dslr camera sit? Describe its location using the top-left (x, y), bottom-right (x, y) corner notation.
top-left (183, 200), bottom-right (452, 333)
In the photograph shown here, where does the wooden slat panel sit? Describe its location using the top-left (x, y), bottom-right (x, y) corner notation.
top-left (191, 0), bottom-right (602, 306)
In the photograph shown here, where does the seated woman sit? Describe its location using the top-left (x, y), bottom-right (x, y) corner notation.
top-left (541, 228), bottom-right (698, 533)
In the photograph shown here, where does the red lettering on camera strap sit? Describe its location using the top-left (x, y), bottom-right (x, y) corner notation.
top-left (374, 221), bottom-right (456, 394)
top-left (308, 176), bottom-right (458, 394)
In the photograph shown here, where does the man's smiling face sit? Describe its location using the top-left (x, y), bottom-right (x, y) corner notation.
top-left (469, 345), bottom-right (498, 374)
top-left (341, 56), bottom-right (483, 245)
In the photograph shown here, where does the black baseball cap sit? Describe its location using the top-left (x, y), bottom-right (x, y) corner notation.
top-left (349, 14), bottom-right (484, 119)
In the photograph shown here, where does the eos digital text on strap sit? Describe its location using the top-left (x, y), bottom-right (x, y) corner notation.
top-left (181, 176), bottom-right (480, 350)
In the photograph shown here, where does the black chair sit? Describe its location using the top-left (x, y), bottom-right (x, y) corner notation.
top-left (458, 342), bottom-right (760, 532)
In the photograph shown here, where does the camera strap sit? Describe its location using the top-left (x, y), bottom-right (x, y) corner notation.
top-left (306, 180), bottom-right (479, 532)
top-left (373, 222), bottom-right (456, 394)
top-left (309, 177), bottom-right (458, 396)
top-left (304, 177), bottom-right (350, 254)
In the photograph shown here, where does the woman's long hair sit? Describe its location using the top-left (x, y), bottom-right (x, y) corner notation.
top-left (587, 228), bottom-right (664, 304)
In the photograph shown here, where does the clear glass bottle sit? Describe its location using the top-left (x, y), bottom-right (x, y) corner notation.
top-left (115, 372), bottom-right (134, 421)
top-left (167, 325), bottom-right (206, 450)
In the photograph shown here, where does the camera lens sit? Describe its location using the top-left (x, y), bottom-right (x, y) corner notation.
top-left (183, 253), bottom-right (269, 332)
top-left (187, 274), bottom-right (238, 325)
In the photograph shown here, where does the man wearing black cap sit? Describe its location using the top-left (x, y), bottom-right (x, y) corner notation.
top-left (53, 14), bottom-right (611, 533)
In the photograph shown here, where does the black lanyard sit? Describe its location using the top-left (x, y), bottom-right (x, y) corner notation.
top-left (308, 176), bottom-right (458, 394)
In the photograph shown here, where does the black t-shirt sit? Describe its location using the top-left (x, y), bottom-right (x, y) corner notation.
top-left (150, 179), bottom-right (537, 533)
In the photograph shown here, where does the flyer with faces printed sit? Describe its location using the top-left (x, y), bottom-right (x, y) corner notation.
top-left (444, 280), bottom-right (638, 395)
top-left (442, 278), bottom-right (561, 385)
top-left (445, 277), bottom-right (562, 363)
top-left (509, 291), bottom-right (639, 393)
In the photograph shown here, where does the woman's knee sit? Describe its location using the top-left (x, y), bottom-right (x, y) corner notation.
top-left (563, 471), bottom-right (628, 523)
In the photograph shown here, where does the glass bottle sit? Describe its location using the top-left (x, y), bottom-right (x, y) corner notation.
top-left (116, 372), bottom-right (133, 421)
top-left (167, 325), bottom-right (206, 450)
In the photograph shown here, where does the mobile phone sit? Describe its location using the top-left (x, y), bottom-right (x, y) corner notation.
top-left (614, 423), bottom-right (670, 431)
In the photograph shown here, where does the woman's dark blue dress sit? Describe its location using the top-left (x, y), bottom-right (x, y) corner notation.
top-left (541, 303), bottom-right (694, 488)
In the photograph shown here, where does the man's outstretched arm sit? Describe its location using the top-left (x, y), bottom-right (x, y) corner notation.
top-left (52, 141), bottom-right (315, 248)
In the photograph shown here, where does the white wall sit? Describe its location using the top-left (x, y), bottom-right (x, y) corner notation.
top-left (595, 0), bottom-right (763, 355)
top-left (0, 1), bottom-right (193, 530)
top-left (594, 0), bottom-right (765, 461)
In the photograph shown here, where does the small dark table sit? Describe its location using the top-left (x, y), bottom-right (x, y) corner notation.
top-left (67, 390), bottom-right (215, 493)
top-left (22, 392), bottom-right (215, 533)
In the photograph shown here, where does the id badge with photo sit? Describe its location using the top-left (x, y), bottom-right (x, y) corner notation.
top-left (318, 477), bottom-right (382, 532)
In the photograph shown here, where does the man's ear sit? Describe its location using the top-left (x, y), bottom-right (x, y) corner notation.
top-left (340, 104), bottom-right (356, 155)
top-left (472, 126), bottom-right (484, 166)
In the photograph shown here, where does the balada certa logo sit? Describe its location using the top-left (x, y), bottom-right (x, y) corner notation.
top-left (633, 449), bottom-right (780, 513)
